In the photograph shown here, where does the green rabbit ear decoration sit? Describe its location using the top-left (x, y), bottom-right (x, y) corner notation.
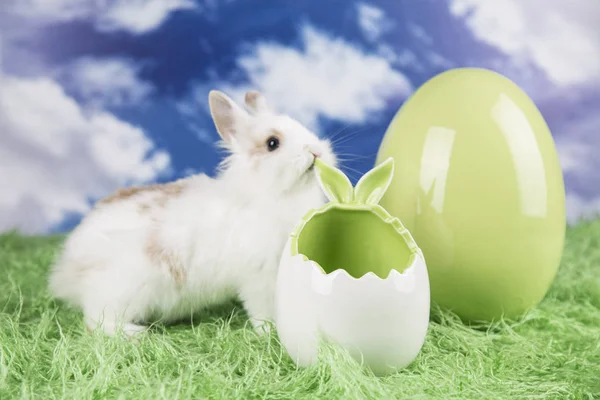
top-left (314, 158), bottom-right (354, 203)
top-left (313, 157), bottom-right (395, 205)
top-left (354, 157), bottom-right (394, 205)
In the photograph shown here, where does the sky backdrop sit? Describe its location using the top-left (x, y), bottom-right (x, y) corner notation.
top-left (0, 0), bottom-right (599, 234)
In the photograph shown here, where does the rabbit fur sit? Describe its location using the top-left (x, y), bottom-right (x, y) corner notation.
top-left (48, 90), bottom-right (337, 337)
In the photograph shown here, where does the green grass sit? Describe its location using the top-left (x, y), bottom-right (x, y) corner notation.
top-left (1, 221), bottom-right (599, 400)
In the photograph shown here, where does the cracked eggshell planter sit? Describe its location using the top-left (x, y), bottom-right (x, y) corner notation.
top-left (274, 157), bottom-right (430, 376)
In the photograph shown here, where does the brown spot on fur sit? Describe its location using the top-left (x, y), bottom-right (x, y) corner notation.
top-left (155, 195), bottom-right (169, 208)
top-left (145, 232), bottom-right (186, 286)
top-left (98, 179), bottom-right (188, 206)
top-left (270, 129), bottom-right (284, 140)
top-left (138, 203), bottom-right (151, 213)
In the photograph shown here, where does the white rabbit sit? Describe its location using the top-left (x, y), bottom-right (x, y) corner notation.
top-left (48, 90), bottom-right (336, 337)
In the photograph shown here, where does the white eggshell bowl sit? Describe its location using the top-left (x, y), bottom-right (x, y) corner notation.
top-left (275, 197), bottom-right (431, 375)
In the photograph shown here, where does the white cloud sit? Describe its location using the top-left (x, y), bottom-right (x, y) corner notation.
top-left (0, 34), bottom-right (4, 70)
top-left (56, 56), bottom-right (154, 108)
top-left (0, 74), bottom-right (171, 234)
top-left (188, 24), bottom-right (412, 132)
top-left (425, 51), bottom-right (453, 68)
top-left (557, 141), bottom-right (590, 174)
top-left (554, 105), bottom-right (600, 224)
top-left (6, 0), bottom-right (91, 23)
top-left (182, 167), bottom-right (203, 177)
top-left (407, 23), bottom-right (433, 45)
top-left (555, 105), bottom-right (600, 177)
top-left (566, 194), bottom-right (600, 225)
top-left (175, 100), bottom-right (218, 145)
top-left (187, 122), bottom-right (215, 144)
top-left (356, 3), bottom-right (393, 42)
top-left (449, 0), bottom-right (600, 86)
top-left (392, 48), bottom-right (426, 72)
top-left (96, 0), bottom-right (197, 34)
top-left (7, 0), bottom-right (196, 34)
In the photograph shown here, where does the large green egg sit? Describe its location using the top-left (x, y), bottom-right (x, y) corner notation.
top-left (375, 68), bottom-right (566, 322)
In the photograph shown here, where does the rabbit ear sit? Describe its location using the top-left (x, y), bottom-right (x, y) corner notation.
top-left (244, 90), bottom-right (271, 114)
top-left (208, 90), bottom-right (249, 143)
top-left (353, 157), bottom-right (394, 205)
top-left (314, 159), bottom-right (354, 204)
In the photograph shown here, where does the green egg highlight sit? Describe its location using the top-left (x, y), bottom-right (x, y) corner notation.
top-left (375, 67), bottom-right (566, 322)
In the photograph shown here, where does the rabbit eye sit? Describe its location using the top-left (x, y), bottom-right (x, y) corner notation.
top-left (266, 136), bottom-right (280, 152)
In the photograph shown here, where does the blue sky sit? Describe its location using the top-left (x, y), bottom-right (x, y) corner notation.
top-left (0, 0), bottom-right (599, 234)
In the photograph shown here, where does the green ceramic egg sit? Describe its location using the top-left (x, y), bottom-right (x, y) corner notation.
top-left (375, 68), bottom-right (566, 322)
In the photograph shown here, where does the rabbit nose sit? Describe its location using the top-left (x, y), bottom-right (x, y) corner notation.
top-left (304, 145), bottom-right (321, 158)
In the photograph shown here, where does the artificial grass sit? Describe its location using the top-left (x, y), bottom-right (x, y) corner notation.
top-left (1, 221), bottom-right (599, 400)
